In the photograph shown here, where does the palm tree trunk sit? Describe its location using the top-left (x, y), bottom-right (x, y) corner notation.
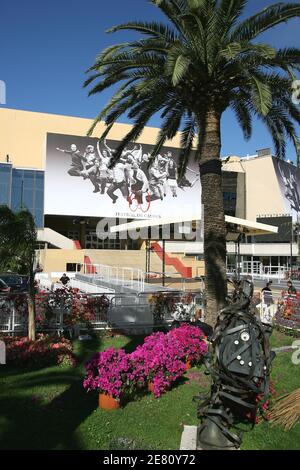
top-left (28, 267), bottom-right (36, 341)
top-left (199, 110), bottom-right (227, 326)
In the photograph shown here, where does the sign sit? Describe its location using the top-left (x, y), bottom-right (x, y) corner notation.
top-left (45, 133), bottom-right (202, 220)
top-left (273, 157), bottom-right (300, 221)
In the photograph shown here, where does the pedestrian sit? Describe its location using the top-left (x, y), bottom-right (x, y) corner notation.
top-left (287, 280), bottom-right (297, 295)
top-left (261, 281), bottom-right (273, 305)
top-left (60, 273), bottom-right (70, 286)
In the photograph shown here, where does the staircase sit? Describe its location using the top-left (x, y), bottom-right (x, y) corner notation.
top-left (150, 242), bottom-right (193, 278)
top-left (84, 249), bottom-right (178, 276)
top-left (176, 254), bottom-right (205, 278)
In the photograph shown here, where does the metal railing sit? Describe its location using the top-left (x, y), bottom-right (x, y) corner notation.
top-left (83, 263), bottom-right (145, 292)
top-left (0, 290), bottom-right (206, 335)
top-left (37, 274), bottom-right (115, 294)
top-left (227, 262), bottom-right (289, 281)
top-left (254, 290), bottom-right (300, 327)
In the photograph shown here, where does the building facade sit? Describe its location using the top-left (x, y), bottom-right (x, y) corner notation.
top-left (0, 107), bottom-right (299, 274)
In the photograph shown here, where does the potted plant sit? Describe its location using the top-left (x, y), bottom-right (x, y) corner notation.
top-left (149, 293), bottom-right (177, 325)
top-left (83, 347), bottom-right (137, 409)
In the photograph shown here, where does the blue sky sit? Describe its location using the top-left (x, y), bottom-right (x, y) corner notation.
top-left (1, 0), bottom-right (300, 160)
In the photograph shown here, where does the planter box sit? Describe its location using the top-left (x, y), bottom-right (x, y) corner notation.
top-left (99, 393), bottom-right (120, 410)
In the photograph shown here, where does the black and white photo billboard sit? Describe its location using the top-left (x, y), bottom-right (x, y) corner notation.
top-left (273, 157), bottom-right (300, 221)
top-left (44, 133), bottom-right (202, 220)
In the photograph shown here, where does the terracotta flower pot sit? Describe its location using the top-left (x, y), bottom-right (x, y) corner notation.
top-left (148, 381), bottom-right (154, 393)
top-left (99, 393), bottom-right (120, 410)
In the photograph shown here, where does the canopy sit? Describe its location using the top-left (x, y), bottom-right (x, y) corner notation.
top-left (111, 214), bottom-right (278, 238)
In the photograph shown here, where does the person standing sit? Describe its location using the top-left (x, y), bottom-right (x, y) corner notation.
top-left (287, 280), bottom-right (297, 295)
top-left (60, 273), bottom-right (70, 286)
top-left (261, 281), bottom-right (273, 306)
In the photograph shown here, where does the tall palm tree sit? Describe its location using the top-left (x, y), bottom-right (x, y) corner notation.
top-left (85, 0), bottom-right (300, 325)
top-left (0, 207), bottom-right (37, 340)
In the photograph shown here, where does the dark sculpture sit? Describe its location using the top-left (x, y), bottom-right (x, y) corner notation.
top-left (197, 278), bottom-right (275, 450)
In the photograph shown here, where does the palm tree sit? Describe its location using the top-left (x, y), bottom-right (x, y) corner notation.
top-left (85, 0), bottom-right (300, 325)
top-left (0, 207), bottom-right (37, 340)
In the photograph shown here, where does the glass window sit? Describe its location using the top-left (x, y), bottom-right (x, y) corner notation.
top-left (11, 168), bottom-right (44, 228)
top-left (34, 209), bottom-right (44, 229)
top-left (11, 169), bottom-right (23, 211)
top-left (35, 188), bottom-right (44, 210)
top-left (23, 189), bottom-right (34, 211)
top-left (0, 164), bottom-right (12, 206)
top-left (35, 172), bottom-right (44, 190)
top-left (23, 170), bottom-right (35, 189)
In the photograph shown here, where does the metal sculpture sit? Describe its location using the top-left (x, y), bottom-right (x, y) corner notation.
top-left (197, 278), bottom-right (275, 450)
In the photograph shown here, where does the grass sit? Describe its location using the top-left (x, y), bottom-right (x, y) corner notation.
top-left (0, 330), bottom-right (299, 450)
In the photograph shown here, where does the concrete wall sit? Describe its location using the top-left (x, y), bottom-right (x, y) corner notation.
top-left (165, 241), bottom-right (299, 257)
top-left (40, 247), bottom-right (205, 277)
top-left (41, 249), bottom-right (85, 272)
top-left (242, 156), bottom-right (285, 221)
top-left (0, 108), bottom-right (182, 169)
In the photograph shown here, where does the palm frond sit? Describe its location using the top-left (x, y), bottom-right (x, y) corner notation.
top-left (250, 75), bottom-right (272, 116)
top-left (231, 3), bottom-right (300, 41)
top-left (178, 115), bottom-right (197, 177)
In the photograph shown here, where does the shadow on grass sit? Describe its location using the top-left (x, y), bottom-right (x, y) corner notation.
top-left (0, 334), bottom-right (105, 450)
top-left (122, 335), bottom-right (145, 353)
top-left (0, 370), bottom-right (97, 450)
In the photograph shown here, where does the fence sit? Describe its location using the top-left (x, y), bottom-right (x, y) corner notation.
top-left (0, 290), bottom-right (206, 336)
top-left (0, 295), bottom-right (27, 334)
top-left (36, 274), bottom-right (115, 295)
top-left (255, 290), bottom-right (300, 329)
top-left (83, 263), bottom-right (145, 292)
top-left (227, 262), bottom-right (289, 281)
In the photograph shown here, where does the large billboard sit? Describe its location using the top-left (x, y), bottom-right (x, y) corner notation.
top-left (44, 133), bottom-right (201, 220)
top-left (256, 216), bottom-right (293, 243)
top-left (273, 157), bottom-right (300, 221)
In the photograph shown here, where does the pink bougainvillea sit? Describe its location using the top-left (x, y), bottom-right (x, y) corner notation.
top-left (83, 347), bottom-right (138, 400)
top-left (83, 325), bottom-right (208, 399)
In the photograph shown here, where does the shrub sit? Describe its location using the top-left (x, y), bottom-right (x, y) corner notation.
top-left (83, 325), bottom-right (209, 400)
top-left (275, 293), bottom-right (300, 331)
top-left (1, 334), bottom-right (76, 368)
top-left (83, 348), bottom-right (138, 400)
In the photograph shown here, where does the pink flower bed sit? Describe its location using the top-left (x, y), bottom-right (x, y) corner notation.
top-left (83, 348), bottom-right (137, 400)
top-left (1, 334), bottom-right (76, 368)
top-left (83, 325), bottom-right (208, 399)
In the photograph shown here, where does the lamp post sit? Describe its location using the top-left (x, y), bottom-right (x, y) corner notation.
top-left (290, 218), bottom-right (294, 275)
top-left (162, 239), bottom-right (166, 287)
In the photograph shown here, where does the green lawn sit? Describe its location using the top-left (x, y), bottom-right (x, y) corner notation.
top-left (0, 330), bottom-right (299, 450)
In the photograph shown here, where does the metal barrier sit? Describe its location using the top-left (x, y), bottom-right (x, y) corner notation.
top-left (0, 290), bottom-right (206, 335)
top-left (227, 262), bottom-right (289, 282)
top-left (254, 290), bottom-right (300, 328)
top-left (0, 296), bottom-right (27, 333)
